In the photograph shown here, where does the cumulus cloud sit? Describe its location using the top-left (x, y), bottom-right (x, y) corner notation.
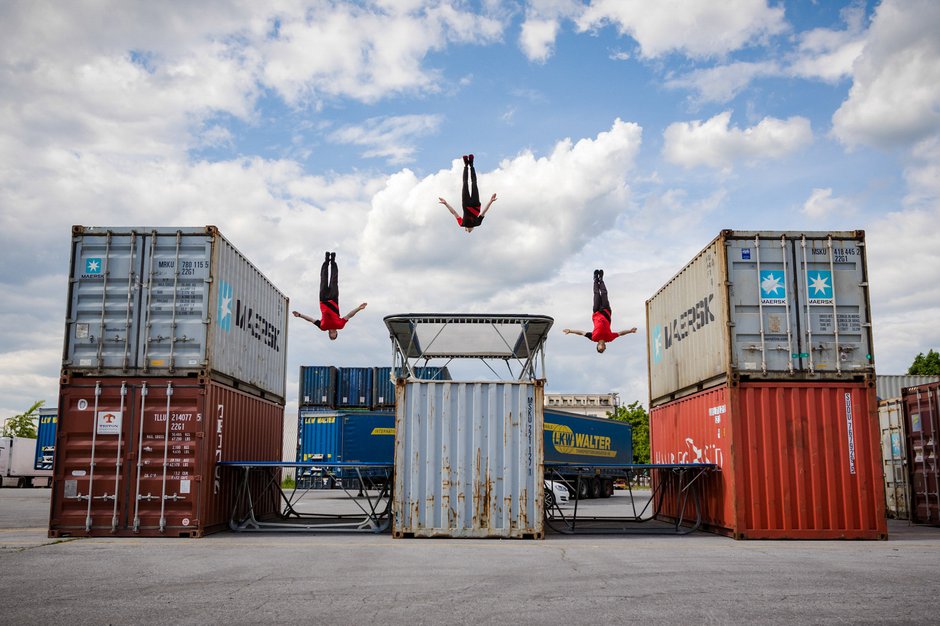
top-left (662, 111), bottom-right (813, 170)
top-left (360, 118), bottom-right (643, 303)
top-left (789, 3), bottom-right (867, 82)
top-left (801, 188), bottom-right (857, 219)
top-left (665, 61), bottom-right (780, 105)
top-left (517, 0), bottom-right (582, 62)
top-left (833, 0), bottom-right (940, 149)
top-left (328, 114), bottom-right (444, 164)
top-left (576, 0), bottom-right (786, 59)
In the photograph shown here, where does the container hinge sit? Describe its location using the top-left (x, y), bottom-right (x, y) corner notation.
top-left (859, 281), bottom-right (868, 287)
top-left (195, 431), bottom-right (205, 438)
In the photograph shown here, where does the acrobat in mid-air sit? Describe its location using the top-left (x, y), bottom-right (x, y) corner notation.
top-left (563, 269), bottom-right (637, 353)
top-left (438, 154), bottom-right (497, 233)
top-left (292, 252), bottom-right (367, 341)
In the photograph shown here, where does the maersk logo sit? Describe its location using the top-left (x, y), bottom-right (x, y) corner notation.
top-left (651, 325), bottom-right (664, 365)
top-left (85, 258), bottom-right (102, 274)
top-left (807, 270), bottom-right (833, 305)
top-left (759, 270), bottom-right (787, 305)
top-left (218, 280), bottom-right (233, 332)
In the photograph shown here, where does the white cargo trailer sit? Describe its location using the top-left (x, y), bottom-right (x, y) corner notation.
top-left (62, 226), bottom-right (289, 402)
top-left (0, 436), bottom-right (52, 488)
top-left (647, 230), bottom-right (874, 406)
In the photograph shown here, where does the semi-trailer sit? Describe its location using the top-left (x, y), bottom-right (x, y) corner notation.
top-left (1, 436), bottom-right (53, 488)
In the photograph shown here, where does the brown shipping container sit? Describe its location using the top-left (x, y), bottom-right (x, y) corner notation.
top-left (902, 381), bottom-right (940, 526)
top-left (49, 377), bottom-right (283, 538)
top-left (650, 380), bottom-right (886, 539)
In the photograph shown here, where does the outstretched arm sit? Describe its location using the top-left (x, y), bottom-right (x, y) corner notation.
top-left (343, 302), bottom-right (367, 321)
top-left (438, 197), bottom-right (459, 219)
top-left (479, 193), bottom-right (497, 217)
top-left (616, 327), bottom-right (638, 337)
top-left (563, 328), bottom-right (588, 337)
top-left (292, 310), bottom-right (317, 325)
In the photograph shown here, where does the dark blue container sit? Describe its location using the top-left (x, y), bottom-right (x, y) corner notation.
top-left (295, 410), bottom-right (395, 487)
top-left (299, 365), bottom-right (337, 407)
top-left (34, 407), bottom-right (57, 471)
top-left (336, 367), bottom-right (374, 408)
top-left (372, 366), bottom-right (451, 409)
top-left (543, 409), bottom-right (632, 465)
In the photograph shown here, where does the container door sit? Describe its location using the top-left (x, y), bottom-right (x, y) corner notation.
top-left (138, 230), bottom-right (213, 373)
top-left (726, 235), bottom-right (800, 375)
top-left (905, 384), bottom-right (940, 525)
top-left (879, 399), bottom-right (910, 519)
top-left (792, 234), bottom-right (873, 374)
top-left (53, 381), bottom-right (133, 534)
top-left (65, 230), bottom-right (143, 371)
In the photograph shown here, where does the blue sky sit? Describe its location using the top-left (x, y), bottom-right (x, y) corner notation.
top-left (1, 0), bottom-right (939, 431)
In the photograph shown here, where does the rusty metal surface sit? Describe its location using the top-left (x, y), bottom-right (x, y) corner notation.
top-left (902, 381), bottom-right (940, 526)
top-left (879, 398), bottom-right (910, 519)
top-left (651, 381), bottom-right (887, 539)
top-left (49, 377), bottom-right (283, 537)
top-left (393, 380), bottom-right (543, 539)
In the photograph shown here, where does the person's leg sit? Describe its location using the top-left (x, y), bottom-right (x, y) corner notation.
top-left (469, 163), bottom-right (480, 207)
top-left (327, 254), bottom-right (339, 303)
top-left (594, 271), bottom-right (611, 317)
top-left (462, 163), bottom-right (471, 208)
top-left (319, 253), bottom-right (330, 302)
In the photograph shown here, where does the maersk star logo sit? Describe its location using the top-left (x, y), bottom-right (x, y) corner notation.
top-left (651, 325), bottom-right (664, 364)
top-left (218, 280), bottom-right (233, 332)
top-left (85, 258), bottom-right (102, 274)
top-left (807, 270), bottom-right (833, 304)
top-left (759, 270), bottom-right (786, 304)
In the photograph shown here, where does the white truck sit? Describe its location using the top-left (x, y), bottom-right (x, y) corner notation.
top-left (0, 436), bottom-right (52, 488)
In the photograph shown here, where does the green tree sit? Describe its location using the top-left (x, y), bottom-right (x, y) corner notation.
top-left (609, 400), bottom-right (649, 464)
top-left (2, 400), bottom-right (43, 438)
top-left (909, 349), bottom-right (940, 375)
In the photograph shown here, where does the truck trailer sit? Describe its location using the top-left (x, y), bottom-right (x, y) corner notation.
top-left (1, 436), bottom-right (53, 488)
top-left (543, 408), bottom-right (633, 499)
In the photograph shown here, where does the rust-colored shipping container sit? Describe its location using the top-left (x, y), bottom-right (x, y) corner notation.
top-left (902, 381), bottom-right (940, 526)
top-left (49, 377), bottom-right (283, 537)
top-left (650, 380), bottom-right (886, 539)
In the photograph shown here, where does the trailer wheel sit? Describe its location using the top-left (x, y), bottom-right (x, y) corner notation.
top-left (17, 477), bottom-right (28, 488)
top-left (590, 477), bottom-right (602, 499)
top-left (601, 479), bottom-right (614, 498)
top-left (577, 479), bottom-right (591, 500)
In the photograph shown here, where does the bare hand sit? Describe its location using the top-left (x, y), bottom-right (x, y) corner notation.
top-left (628, 327), bottom-right (637, 334)
top-left (358, 303), bottom-right (368, 311)
top-left (563, 329), bottom-right (571, 334)
top-left (292, 311), bottom-right (301, 317)
top-left (490, 193), bottom-right (497, 202)
top-left (438, 197), bottom-right (448, 205)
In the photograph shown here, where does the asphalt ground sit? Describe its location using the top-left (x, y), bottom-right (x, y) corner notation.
top-left (2, 487), bottom-right (939, 625)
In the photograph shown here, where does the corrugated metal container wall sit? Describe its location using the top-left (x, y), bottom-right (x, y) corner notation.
top-left (49, 378), bottom-right (282, 538)
top-left (647, 230), bottom-right (874, 406)
top-left (902, 381), bottom-right (940, 526)
top-left (372, 366), bottom-right (451, 408)
top-left (35, 407), bottom-right (58, 471)
top-left (298, 366), bottom-right (337, 407)
top-left (393, 380), bottom-right (543, 539)
top-left (336, 367), bottom-right (373, 408)
top-left (296, 410), bottom-right (342, 463)
top-left (63, 226), bottom-right (288, 402)
top-left (879, 398), bottom-right (910, 519)
top-left (651, 381), bottom-right (886, 539)
top-left (876, 374), bottom-right (940, 401)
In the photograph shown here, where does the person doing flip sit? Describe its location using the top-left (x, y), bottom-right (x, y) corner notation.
top-left (439, 154), bottom-right (497, 233)
top-left (563, 269), bottom-right (637, 353)
top-left (292, 252), bottom-right (367, 341)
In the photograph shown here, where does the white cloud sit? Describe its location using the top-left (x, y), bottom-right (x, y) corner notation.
top-left (517, 0), bottom-right (582, 62)
top-left (833, 0), bottom-right (940, 149)
top-left (576, 0), bottom-right (786, 59)
top-left (663, 111), bottom-right (813, 170)
top-left (801, 188), bottom-right (857, 219)
top-left (665, 61), bottom-right (780, 104)
top-left (789, 3), bottom-right (867, 82)
top-left (328, 114), bottom-right (444, 164)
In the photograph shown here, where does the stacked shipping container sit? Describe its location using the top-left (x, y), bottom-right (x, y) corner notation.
top-left (298, 365), bottom-right (450, 411)
top-left (647, 230), bottom-right (886, 539)
top-left (50, 226), bottom-right (288, 538)
top-left (901, 381), bottom-right (940, 526)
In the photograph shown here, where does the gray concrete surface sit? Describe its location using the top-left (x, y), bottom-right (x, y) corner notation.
top-left (2, 487), bottom-right (939, 624)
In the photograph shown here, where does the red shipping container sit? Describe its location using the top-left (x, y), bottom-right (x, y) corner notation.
top-left (650, 380), bottom-right (887, 539)
top-left (902, 381), bottom-right (940, 526)
top-left (49, 377), bottom-right (283, 538)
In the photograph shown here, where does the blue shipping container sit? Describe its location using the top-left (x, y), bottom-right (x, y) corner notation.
top-left (543, 409), bottom-right (632, 465)
top-left (372, 366), bottom-right (451, 408)
top-left (296, 411), bottom-right (395, 483)
top-left (35, 407), bottom-right (57, 471)
top-left (299, 365), bottom-right (337, 407)
top-left (336, 367), bottom-right (374, 408)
